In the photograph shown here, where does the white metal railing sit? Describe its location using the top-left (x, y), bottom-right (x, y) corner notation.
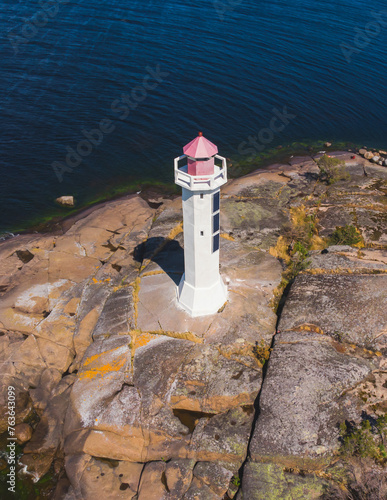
top-left (174, 154), bottom-right (227, 191)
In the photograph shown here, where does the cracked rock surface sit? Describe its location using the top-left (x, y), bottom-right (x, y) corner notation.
top-left (0, 153), bottom-right (386, 499)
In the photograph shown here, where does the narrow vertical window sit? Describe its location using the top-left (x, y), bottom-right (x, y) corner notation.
top-left (200, 193), bottom-right (204, 199)
top-left (213, 213), bottom-right (219, 233)
top-left (213, 191), bottom-right (220, 213)
top-left (213, 233), bottom-right (220, 252)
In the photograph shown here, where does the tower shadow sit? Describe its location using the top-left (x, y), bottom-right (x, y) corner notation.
top-left (133, 237), bottom-right (184, 286)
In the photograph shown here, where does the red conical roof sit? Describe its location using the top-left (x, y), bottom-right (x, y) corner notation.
top-left (183, 132), bottom-right (218, 158)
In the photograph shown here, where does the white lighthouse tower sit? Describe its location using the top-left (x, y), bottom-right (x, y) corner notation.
top-left (174, 132), bottom-right (228, 317)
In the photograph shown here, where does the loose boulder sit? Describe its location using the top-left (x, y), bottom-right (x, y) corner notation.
top-left (56, 196), bottom-right (75, 206)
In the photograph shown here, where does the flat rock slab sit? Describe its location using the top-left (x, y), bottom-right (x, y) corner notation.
top-left (249, 331), bottom-right (374, 467)
top-left (356, 208), bottom-right (387, 245)
top-left (237, 462), bottom-right (328, 500)
top-left (193, 461), bottom-right (233, 497)
top-left (137, 240), bottom-right (281, 343)
top-left (364, 164), bottom-right (387, 180)
top-left (189, 405), bottom-right (254, 464)
top-left (278, 274), bottom-right (387, 348)
top-left (134, 340), bottom-right (261, 414)
top-left (307, 247), bottom-right (387, 272)
top-left (137, 272), bottom-right (212, 335)
top-left (220, 178), bottom-right (297, 249)
top-left (319, 192), bottom-right (387, 209)
top-left (92, 286), bottom-right (135, 339)
top-left (221, 198), bottom-right (289, 249)
top-left (64, 336), bottom-right (258, 466)
top-left (65, 335), bottom-right (132, 431)
top-left (360, 248), bottom-right (387, 264)
top-left (317, 206), bottom-right (356, 237)
top-left (65, 454), bottom-right (143, 500)
top-left (289, 155), bottom-right (315, 166)
top-left (222, 171), bottom-right (289, 198)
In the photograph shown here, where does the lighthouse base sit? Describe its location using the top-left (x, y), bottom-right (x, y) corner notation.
top-left (177, 274), bottom-right (227, 317)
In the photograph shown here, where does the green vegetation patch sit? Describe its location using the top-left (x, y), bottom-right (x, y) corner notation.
top-left (317, 154), bottom-right (350, 185)
top-left (339, 415), bottom-right (387, 465)
top-left (329, 224), bottom-right (363, 246)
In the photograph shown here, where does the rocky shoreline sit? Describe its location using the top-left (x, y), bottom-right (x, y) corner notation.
top-left (0, 151), bottom-right (386, 499)
top-left (358, 147), bottom-right (387, 166)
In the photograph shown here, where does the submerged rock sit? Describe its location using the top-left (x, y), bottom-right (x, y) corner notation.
top-left (56, 195), bottom-right (75, 206)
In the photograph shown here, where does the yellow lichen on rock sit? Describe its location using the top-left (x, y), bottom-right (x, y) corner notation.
top-left (167, 221), bottom-right (183, 240)
top-left (220, 233), bottom-right (235, 241)
top-left (133, 331), bottom-right (160, 348)
top-left (296, 324), bottom-right (324, 335)
top-left (131, 276), bottom-right (142, 327)
top-left (79, 348), bottom-right (128, 381)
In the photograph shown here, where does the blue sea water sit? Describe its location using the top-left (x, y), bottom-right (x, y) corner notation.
top-left (1, 0), bottom-right (387, 233)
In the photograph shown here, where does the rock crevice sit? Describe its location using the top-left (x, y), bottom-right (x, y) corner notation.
top-left (0, 153), bottom-right (386, 498)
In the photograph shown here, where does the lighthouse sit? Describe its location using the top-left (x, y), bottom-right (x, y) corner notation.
top-left (174, 132), bottom-right (228, 317)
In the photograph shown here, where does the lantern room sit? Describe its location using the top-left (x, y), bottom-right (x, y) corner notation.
top-left (183, 132), bottom-right (218, 176)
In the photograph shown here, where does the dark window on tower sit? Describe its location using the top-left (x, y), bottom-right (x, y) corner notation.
top-left (200, 193), bottom-right (204, 199)
top-left (213, 233), bottom-right (220, 252)
top-left (213, 213), bottom-right (219, 233)
top-left (213, 191), bottom-right (220, 213)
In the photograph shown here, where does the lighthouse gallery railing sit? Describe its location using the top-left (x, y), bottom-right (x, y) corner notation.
top-left (174, 154), bottom-right (227, 191)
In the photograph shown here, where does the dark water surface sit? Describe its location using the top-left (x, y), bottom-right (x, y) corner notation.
top-left (1, 0), bottom-right (387, 233)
